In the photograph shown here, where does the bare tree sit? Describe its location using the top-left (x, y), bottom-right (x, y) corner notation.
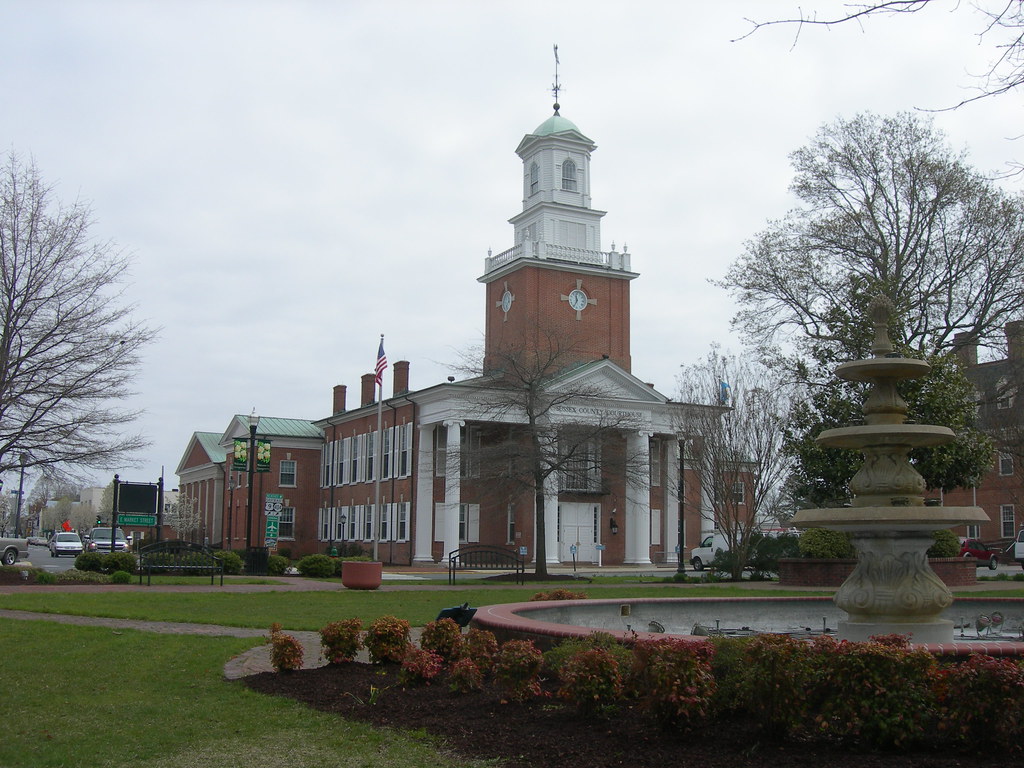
top-left (456, 323), bottom-right (649, 577)
top-left (164, 494), bottom-right (201, 542)
top-left (0, 152), bottom-right (155, 480)
top-left (720, 112), bottom-right (1024, 360)
top-left (736, 1), bottom-right (1024, 110)
top-left (677, 348), bottom-right (794, 580)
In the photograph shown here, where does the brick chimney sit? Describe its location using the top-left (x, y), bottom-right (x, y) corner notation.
top-left (1007, 321), bottom-right (1024, 361)
top-left (952, 332), bottom-right (978, 367)
top-left (332, 384), bottom-right (347, 414)
top-left (361, 373), bottom-right (376, 407)
top-left (393, 360), bottom-right (410, 395)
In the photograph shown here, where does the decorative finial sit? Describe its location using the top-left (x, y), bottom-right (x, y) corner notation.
top-left (551, 44), bottom-right (561, 115)
top-left (869, 295), bottom-right (895, 357)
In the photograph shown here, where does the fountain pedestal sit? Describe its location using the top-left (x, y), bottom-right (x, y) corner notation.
top-left (791, 297), bottom-right (987, 644)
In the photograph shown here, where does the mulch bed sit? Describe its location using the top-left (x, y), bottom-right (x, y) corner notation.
top-left (243, 661), bottom-right (990, 768)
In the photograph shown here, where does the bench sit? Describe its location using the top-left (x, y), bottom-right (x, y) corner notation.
top-left (448, 545), bottom-right (524, 585)
top-left (138, 540), bottom-right (224, 585)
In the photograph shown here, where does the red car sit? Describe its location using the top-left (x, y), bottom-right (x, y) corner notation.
top-left (959, 538), bottom-right (1000, 570)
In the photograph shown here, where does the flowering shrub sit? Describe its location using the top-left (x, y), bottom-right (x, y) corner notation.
top-left (530, 588), bottom-right (588, 601)
top-left (933, 654), bottom-right (1024, 750)
top-left (419, 618), bottom-right (464, 663)
top-left (463, 628), bottom-right (499, 673)
top-left (736, 633), bottom-right (816, 733)
top-left (557, 647), bottom-right (624, 716)
top-left (448, 657), bottom-right (485, 693)
top-left (268, 623), bottom-right (303, 672)
top-left (494, 639), bottom-right (545, 702)
top-left (544, 631), bottom-right (632, 678)
top-left (399, 648), bottom-right (444, 686)
top-left (319, 618), bottom-right (363, 664)
top-left (630, 638), bottom-right (715, 728)
top-left (805, 635), bottom-right (936, 748)
top-left (364, 615), bottom-right (411, 664)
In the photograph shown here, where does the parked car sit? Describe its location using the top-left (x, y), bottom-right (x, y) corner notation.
top-left (87, 527), bottom-right (129, 553)
top-left (959, 538), bottom-right (1000, 570)
top-left (27, 536), bottom-right (47, 547)
top-left (49, 532), bottom-right (84, 558)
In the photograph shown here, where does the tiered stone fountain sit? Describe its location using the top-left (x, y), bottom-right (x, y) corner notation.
top-left (790, 297), bottom-right (988, 643)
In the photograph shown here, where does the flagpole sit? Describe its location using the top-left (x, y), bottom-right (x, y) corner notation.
top-left (373, 334), bottom-right (385, 561)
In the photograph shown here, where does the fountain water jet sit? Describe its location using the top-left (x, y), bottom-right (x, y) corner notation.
top-left (789, 297), bottom-right (988, 643)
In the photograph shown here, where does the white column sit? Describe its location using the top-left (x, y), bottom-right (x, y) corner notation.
top-left (665, 441), bottom-right (680, 564)
top-left (412, 423), bottom-right (435, 563)
top-left (443, 420), bottom-right (464, 559)
top-left (625, 431), bottom-right (653, 564)
top-left (542, 470), bottom-right (560, 564)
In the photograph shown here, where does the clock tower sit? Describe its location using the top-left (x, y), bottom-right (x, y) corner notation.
top-left (480, 104), bottom-right (637, 373)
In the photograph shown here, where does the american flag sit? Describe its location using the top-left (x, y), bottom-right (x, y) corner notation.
top-left (375, 337), bottom-right (387, 386)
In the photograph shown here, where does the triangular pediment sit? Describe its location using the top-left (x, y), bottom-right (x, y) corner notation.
top-left (545, 359), bottom-right (668, 404)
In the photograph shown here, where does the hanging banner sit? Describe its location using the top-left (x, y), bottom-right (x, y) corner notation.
top-left (232, 439), bottom-right (248, 472)
top-left (256, 439), bottom-right (272, 473)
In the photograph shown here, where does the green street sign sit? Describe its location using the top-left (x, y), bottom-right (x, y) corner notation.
top-left (119, 514), bottom-right (156, 526)
top-left (265, 517), bottom-right (279, 537)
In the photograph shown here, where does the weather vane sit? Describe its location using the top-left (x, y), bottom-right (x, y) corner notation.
top-left (551, 44), bottom-right (562, 114)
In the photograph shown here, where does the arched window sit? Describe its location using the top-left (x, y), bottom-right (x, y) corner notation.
top-left (529, 163), bottom-right (539, 195)
top-left (561, 159), bottom-right (577, 191)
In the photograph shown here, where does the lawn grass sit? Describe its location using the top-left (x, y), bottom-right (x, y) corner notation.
top-left (0, 583), bottom-right (835, 630)
top-left (0, 621), bottom-right (486, 768)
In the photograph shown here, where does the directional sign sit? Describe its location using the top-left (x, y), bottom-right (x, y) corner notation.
top-left (265, 516), bottom-right (279, 539)
top-left (265, 493), bottom-right (283, 516)
top-left (119, 514), bottom-right (156, 526)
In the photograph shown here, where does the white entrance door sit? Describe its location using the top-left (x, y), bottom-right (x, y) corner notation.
top-left (558, 503), bottom-right (599, 563)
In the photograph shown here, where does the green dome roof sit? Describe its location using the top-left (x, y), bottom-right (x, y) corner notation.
top-left (533, 113), bottom-right (581, 136)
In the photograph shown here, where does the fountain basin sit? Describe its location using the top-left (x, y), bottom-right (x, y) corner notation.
top-left (792, 506), bottom-right (989, 531)
top-left (817, 423), bottom-right (954, 449)
top-left (470, 596), bottom-right (1024, 657)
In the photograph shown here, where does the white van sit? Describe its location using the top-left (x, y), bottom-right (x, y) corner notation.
top-left (689, 533), bottom-right (728, 571)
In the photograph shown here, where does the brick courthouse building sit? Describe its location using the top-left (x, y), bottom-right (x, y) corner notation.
top-left (178, 104), bottom-right (720, 565)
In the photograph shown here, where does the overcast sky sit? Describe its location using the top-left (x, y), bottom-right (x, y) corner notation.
top-left (2, 0), bottom-right (1021, 492)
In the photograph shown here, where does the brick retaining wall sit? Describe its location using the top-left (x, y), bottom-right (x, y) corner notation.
top-left (778, 557), bottom-right (977, 588)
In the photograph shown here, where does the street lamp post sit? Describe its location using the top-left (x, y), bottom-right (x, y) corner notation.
top-left (227, 479), bottom-right (234, 548)
top-left (245, 413), bottom-right (258, 549)
top-left (13, 453), bottom-right (27, 538)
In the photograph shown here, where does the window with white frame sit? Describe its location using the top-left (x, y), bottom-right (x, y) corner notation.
top-left (339, 437), bottom-right (350, 485)
top-left (366, 432), bottom-right (377, 482)
top-left (1002, 504), bottom-right (1016, 538)
top-left (340, 505), bottom-right (353, 541)
top-left (561, 158), bottom-right (577, 191)
top-left (461, 425), bottom-right (481, 478)
top-left (559, 439), bottom-right (601, 492)
top-left (999, 452), bottom-right (1014, 476)
top-left (966, 524), bottom-right (980, 539)
top-left (396, 502), bottom-right (409, 542)
top-left (530, 162), bottom-right (539, 195)
top-left (996, 377), bottom-right (1015, 409)
top-left (731, 482), bottom-right (746, 504)
top-left (318, 507), bottom-right (332, 541)
top-left (363, 504), bottom-right (373, 540)
top-left (381, 426), bottom-right (394, 479)
top-left (279, 460), bottom-right (297, 487)
top-left (434, 426), bottom-right (446, 476)
top-left (350, 435), bottom-right (361, 483)
top-left (459, 503), bottom-right (480, 543)
top-left (650, 440), bottom-right (661, 487)
top-left (320, 444), bottom-right (333, 488)
top-left (279, 507), bottom-right (295, 539)
top-left (378, 503), bottom-right (388, 541)
top-left (397, 423), bottom-right (412, 477)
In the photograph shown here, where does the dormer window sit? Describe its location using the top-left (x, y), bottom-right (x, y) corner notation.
top-left (561, 159), bottom-right (577, 191)
top-left (529, 162), bottom-right (539, 195)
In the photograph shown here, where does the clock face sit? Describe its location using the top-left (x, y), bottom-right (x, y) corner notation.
top-left (501, 290), bottom-right (513, 313)
top-left (568, 289), bottom-right (588, 311)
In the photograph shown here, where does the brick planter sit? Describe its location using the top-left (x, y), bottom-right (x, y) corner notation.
top-left (778, 557), bottom-right (976, 588)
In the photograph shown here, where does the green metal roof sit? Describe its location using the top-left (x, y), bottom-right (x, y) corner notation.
top-left (532, 113), bottom-right (591, 141)
top-left (194, 432), bottom-right (227, 462)
top-left (236, 415), bottom-right (323, 439)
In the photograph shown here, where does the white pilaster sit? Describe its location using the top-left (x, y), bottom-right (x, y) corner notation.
top-left (625, 431), bottom-right (652, 564)
top-left (542, 470), bottom-right (560, 564)
top-left (665, 440), bottom-right (680, 563)
top-left (413, 423), bottom-right (435, 563)
top-left (443, 420), bottom-right (464, 559)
